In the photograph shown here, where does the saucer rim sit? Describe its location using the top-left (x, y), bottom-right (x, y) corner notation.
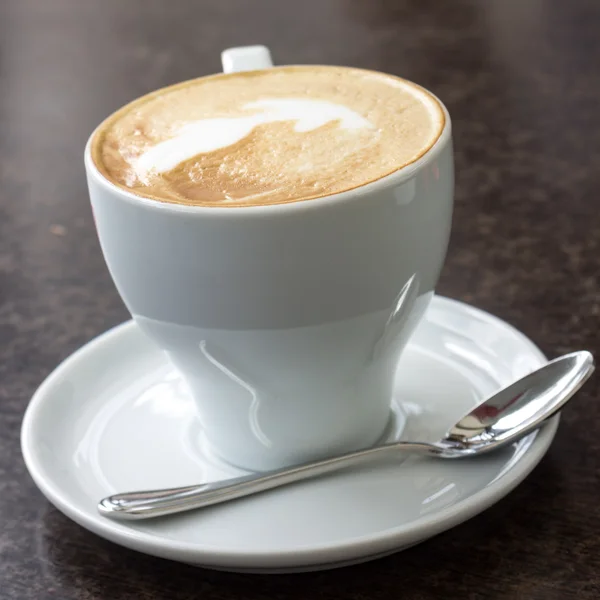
top-left (21, 296), bottom-right (557, 570)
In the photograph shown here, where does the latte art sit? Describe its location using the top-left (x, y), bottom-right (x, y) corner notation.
top-left (92, 66), bottom-right (444, 206)
top-left (135, 98), bottom-right (374, 178)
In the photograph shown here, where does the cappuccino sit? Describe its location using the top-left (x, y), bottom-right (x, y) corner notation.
top-left (92, 66), bottom-right (444, 207)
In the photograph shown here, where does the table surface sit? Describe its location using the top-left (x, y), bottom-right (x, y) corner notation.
top-left (2, 0), bottom-right (599, 598)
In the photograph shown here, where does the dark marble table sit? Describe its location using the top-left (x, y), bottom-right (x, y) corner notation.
top-left (2, 0), bottom-right (599, 598)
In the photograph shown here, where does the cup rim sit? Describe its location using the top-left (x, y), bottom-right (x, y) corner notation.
top-left (84, 70), bottom-right (452, 218)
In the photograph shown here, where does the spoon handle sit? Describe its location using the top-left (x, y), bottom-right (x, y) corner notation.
top-left (98, 441), bottom-right (437, 520)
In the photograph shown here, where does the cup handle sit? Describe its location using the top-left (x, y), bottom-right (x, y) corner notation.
top-left (221, 45), bottom-right (274, 73)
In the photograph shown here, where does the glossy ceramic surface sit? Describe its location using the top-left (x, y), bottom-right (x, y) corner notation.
top-left (21, 297), bottom-right (557, 573)
top-left (84, 46), bottom-right (454, 471)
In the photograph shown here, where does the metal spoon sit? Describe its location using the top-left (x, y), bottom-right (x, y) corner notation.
top-left (99, 351), bottom-right (593, 521)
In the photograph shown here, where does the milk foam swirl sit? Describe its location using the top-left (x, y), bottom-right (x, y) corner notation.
top-left (135, 99), bottom-right (374, 177)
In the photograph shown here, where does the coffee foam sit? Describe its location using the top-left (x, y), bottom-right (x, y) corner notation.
top-left (136, 99), bottom-right (374, 176)
top-left (92, 66), bottom-right (444, 206)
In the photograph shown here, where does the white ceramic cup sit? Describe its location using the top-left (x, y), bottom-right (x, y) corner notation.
top-left (85, 46), bottom-right (454, 471)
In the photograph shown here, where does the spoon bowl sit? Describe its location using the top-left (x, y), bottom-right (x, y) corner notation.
top-left (441, 349), bottom-right (594, 456)
top-left (98, 351), bottom-right (594, 520)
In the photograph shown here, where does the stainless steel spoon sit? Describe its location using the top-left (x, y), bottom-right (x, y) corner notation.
top-left (99, 350), bottom-right (593, 521)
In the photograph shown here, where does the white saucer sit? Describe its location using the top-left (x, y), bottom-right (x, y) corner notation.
top-left (21, 296), bottom-right (557, 573)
